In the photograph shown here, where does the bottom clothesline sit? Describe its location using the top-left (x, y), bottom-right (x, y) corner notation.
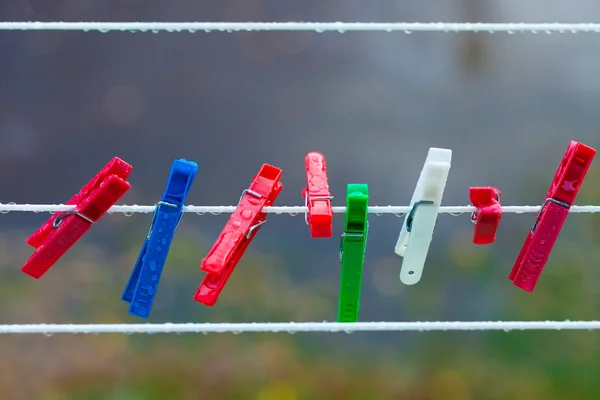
top-left (0, 321), bottom-right (599, 335)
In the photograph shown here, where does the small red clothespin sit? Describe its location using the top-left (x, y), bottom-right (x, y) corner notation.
top-left (301, 152), bottom-right (333, 238)
top-left (510, 141), bottom-right (596, 292)
top-left (22, 157), bottom-right (132, 279)
top-left (469, 186), bottom-right (502, 245)
top-left (194, 163), bottom-right (283, 306)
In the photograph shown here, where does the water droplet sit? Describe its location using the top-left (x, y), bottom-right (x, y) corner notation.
top-left (43, 332), bottom-right (54, 337)
top-left (504, 329), bottom-right (511, 333)
top-left (196, 212), bottom-right (206, 216)
top-left (404, 30), bottom-right (412, 34)
top-left (344, 330), bottom-right (353, 335)
top-left (232, 331), bottom-right (242, 335)
top-left (152, 29), bottom-right (159, 34)
top-left (147, 331), bottom-right (155, 335)
top-left (210, 211), bottom-right (222, 216)
top-left (375, 213), bottom-right (382, 217)
top-left (202, 331), bottom-right (209, 335)
top-left (315, 29), bottom-right (324, 33)
top-left (124, 211), bottom-right (134, 217)
top-left (128, 30), bottom-right (137, 33)
top-left (508, 30), bottom-right (514, 34)
top-left (99, 29), bottom-right (109, 33)
top-left (188, 29), bottom-right (196, 33)
top-left (337, 29), bottom-right (345, 33)
top-left (124, 331), bottom-right (133, 336)
top-left (241, 209), bottom-right (253, 219)
top-left (289, 212), bottom-right (298, 217)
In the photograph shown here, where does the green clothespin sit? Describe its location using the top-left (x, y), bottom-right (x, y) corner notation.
top-left (338, 183), bottom-right (369, 322)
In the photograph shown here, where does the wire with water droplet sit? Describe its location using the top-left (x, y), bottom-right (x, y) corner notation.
top-left (0, 203), bottom-right (599, 214)
top-left (1, 22), bottom-right (600, 33)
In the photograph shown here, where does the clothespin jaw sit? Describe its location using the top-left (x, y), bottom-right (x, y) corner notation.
top-left (395, 148), bottom-right (452, 285)
top-left (302, 152), bottom-right (333, 238)
top-left (469, 186), bottom-right (502, 245)
top-left (22, 157), bottom-right (132, 279)
top-left (194, 164), bottom-right (283, 306)
top-left (338, 183), bottom-right (368, 323)
top-left (510, 141), bottom-right (595, 292)
top-left (122, 159), bottom-right (198, 318)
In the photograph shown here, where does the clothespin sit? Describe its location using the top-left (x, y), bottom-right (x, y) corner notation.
top-left (194, 164), bottom-right (283, 306)
top-left (302, 152), bottom-right (333, 238)
top-left (469, 186), bottom-right (502, 245)
top-left (510, 141), bottom-right (595, 292)
top-left (22, 157), bottom-right (132, 279)
top-left (338, 183), bottom-right (368, 322)
top-left (122, 159), bottom-right (198, 318)
top-left (395, 148), bottom-right (452, 285)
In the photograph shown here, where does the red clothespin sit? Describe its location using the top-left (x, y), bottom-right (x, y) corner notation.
top-left (301, 152), bottom-right (333, 238)
top-left (194, 164), bottom-right (283, 306)
top-left (469, 186), bottom-right (502, 245)
top-left (510, 141), bottom-right (596, 292)
top-left (22, 157), bottom-right (132, 279)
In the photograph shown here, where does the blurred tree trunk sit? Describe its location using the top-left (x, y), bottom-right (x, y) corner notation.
top-left (459, 0), bottom-right (488, 75)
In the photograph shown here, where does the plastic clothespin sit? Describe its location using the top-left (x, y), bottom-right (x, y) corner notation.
top-left (469, 186), bottom-right (502, 245)
top-left (338, 183), bottom-right (368, 322)
top-left (22, 157), bottom-right (132, 279)
top-left (395, 148), bottom-right (452, 285)
top-left (194, 164), bottom-right (283, 306)
top-left (122, 159), bottom-right (198, 318)
top-left (510, 141), bottom-right (595, 292)
top-left (302, 152), bottom-right (333, 238)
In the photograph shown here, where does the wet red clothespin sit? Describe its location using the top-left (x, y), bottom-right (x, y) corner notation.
top-left (194, 163), bottom-right (283, 306)
top-left (22, 157), bottom-right (132, 279)
top-left (469, 186), bottom-right (502, 245)
top-left (510, 141), bottom-right (596, 292)
top-left (301, 152), bottom-right (333, 238)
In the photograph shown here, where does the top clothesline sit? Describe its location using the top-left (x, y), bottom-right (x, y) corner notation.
top-left (2, 204), bottom-right (600, 215)
top-left (2, 22), bottom-right (600, 33)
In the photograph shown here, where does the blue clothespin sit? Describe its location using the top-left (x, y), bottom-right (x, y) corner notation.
top-left (122, 159), bottom-right (198, 318)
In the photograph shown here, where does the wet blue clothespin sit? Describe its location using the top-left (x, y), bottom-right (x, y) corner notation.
top-left (122, 159), bottom-right (198, 318)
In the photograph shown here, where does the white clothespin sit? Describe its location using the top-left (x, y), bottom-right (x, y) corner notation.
top-left (395, 147), bottom-right (452, 285)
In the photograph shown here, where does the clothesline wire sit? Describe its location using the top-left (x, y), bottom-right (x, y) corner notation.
top-left (0, 204), bottom-right (599, 215)
top-left (0, 321), bottom-right (599, 334)
top-left (2, 22), bottom-right (600, 33)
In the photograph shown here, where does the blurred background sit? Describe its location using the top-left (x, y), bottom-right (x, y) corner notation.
top-left (2, 0), bottom-right (600, 399)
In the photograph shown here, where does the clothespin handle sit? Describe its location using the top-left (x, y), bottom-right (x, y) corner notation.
top-left (338, 183), bottom-right (368, 323)
top-left (469, 186), bottom-right (502, 245)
